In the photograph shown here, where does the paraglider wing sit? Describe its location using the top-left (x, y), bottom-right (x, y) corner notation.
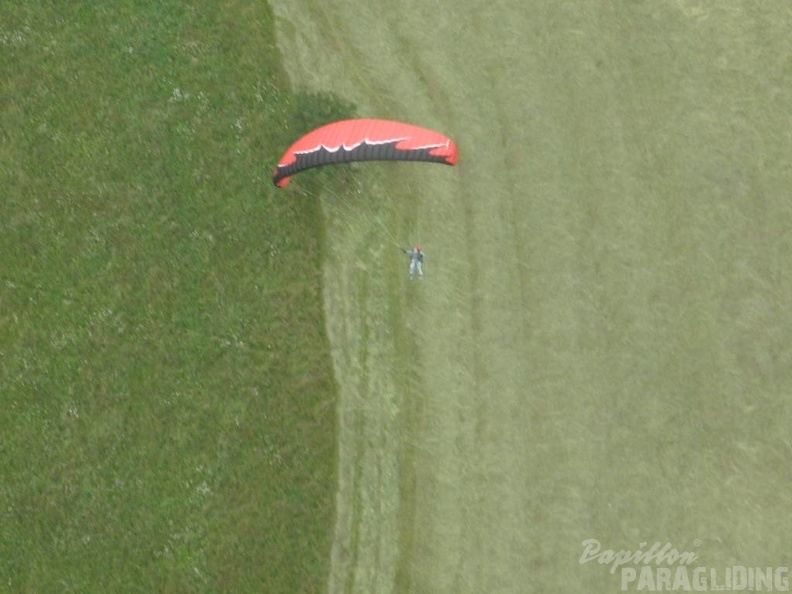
top-left (273, 119), bottom-right (459, 187)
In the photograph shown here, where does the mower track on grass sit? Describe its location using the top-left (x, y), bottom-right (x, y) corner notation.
top-left (272, 2), bottom-right (792, 593)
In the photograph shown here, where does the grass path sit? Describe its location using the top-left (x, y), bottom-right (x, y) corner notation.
top-left (272, 2), bottom-right (792, 592)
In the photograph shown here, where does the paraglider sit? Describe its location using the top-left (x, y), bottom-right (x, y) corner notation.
top-left (402, 246), bottom-right (425, 279)
top-left (273, 119), bottom-right (458, 187)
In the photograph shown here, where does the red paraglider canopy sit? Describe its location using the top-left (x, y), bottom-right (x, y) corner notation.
top-left (273, 119), bottom-right (458, 187)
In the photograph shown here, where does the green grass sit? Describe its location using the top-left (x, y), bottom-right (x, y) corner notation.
top-left (2, 2), bottom-right (351, 591)
top-left (271, 2), bottom-right (792, 592)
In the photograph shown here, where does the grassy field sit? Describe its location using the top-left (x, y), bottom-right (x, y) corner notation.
top-left (272, 1), bottom-right (792, 593)
top-left (2, 3), bottom-right (348, 591)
